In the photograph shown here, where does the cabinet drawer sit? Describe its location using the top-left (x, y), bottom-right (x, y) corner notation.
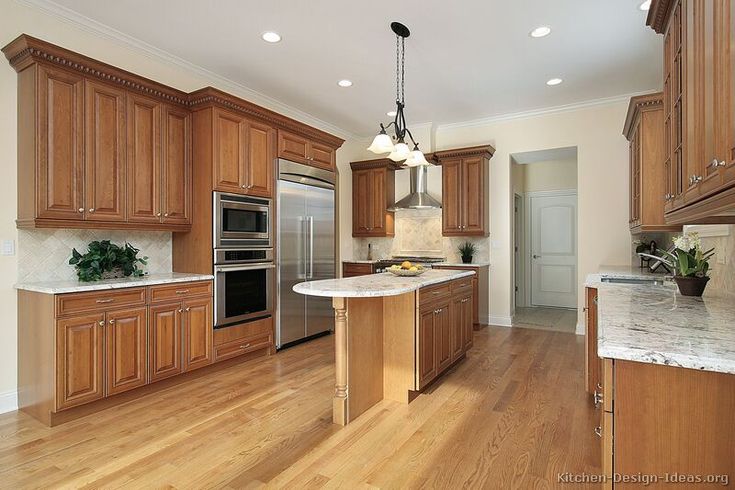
top-left (214, 334), bottom-right (272, 362)
top-left (451, 277), bottom-right (473, 294)
top-left (56, 288), bottom-right (146, 317)
top-left (342, 262), bottom-right (374, 277)
top-left (214, 316), bottom-right (273, 346)
top-left (420, 282), bottom-right (451, 307)
top-left (148, 281), bottom-right (212, 303)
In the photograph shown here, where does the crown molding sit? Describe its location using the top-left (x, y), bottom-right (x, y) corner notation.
top-left (433, 145), bottom-right (495, 163)
top-left (13, 0), bottom-right (355, 141)
top-left (646, 0), bottom-right (675, 34)
top-left (435, 91), bottom-right (657, 132)
top-left (350, 158), bottom-right (403, 171)
top-left (622, 91), bottom-right (663, 139)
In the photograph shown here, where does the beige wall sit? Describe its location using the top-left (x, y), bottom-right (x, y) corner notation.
top-left (521, 159), bottom-right (578, 193)
top-left (0, 2), bottom-right (350, 409)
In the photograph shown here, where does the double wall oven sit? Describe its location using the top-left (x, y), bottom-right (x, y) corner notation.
top-left (213, 192), bottom-right (273, 328)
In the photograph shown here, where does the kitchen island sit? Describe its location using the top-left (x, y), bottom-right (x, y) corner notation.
top-left (294, 269), bottom-right (475, 425)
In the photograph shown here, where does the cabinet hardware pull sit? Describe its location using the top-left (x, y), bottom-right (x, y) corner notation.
top-left (707, 158), bottom-right (719, 169)
top-left (175, 290), bottom-right (189, 294)
top-left (178, 309), bottom-right (183, 313)
top-left (239, 343), bottom-right (251, 349)
top-left (596, 382), bottom-right (602, 390)
top-left (164, 213), bottom-right (169, 217)
top-left (241, 184), bottom-right (247, 188)
top-left (594, 390), bottom-right (603, 407)
top-left (594, 426), bottom-right (602, 438)
top-left (593, 296), bottom-right (598, 305)
top-left (78, 207), bottom-right (84, 213)
top-left (156, 212), bottom-right (161, 217)
top-left (185, 307), bottom-right (191, 312)
top-left (96, 299), bottom-right (114, 304)
top-left (98, 320), bottom-right (104, 326)
top-left (108, 319), bottom-right (116, 325)
top-left (88, 208), bottom-right (95, 213)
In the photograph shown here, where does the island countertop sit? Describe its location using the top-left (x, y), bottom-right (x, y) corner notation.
top-left (293, 269), bottom-right (475, 298)
top-left (593, 279), bottom-right (735, 375)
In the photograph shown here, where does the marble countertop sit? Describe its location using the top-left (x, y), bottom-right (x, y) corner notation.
top-left (343, 260), bottom-right (380, 264)
top-left (294, 269), bottom-right (475, 298)
top-left (435, 261), bottom-right (490, 267)
top-left (588, 270), bottom-right (735, 374)
top-left (15, 272), bottom-right (214, 294)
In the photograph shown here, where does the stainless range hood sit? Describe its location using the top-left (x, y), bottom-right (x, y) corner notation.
top-left (389, 165), bottom-right (442, 210)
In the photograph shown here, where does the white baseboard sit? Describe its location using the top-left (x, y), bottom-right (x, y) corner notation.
top-left (486, 315), bottom-right (513, 327)
top-left (575, 322), bottom-right (585, 336)
top-left (0, 390), bottom-right (18, 415)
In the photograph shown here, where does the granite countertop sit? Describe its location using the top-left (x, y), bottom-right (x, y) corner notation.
top-left (436, 261), bottom-right (490, 267)
top-left (15, 272), bottom-right (215, 294)
top-left (588, 270), bottom-right (735, 374)
top-left (293, 269), bottom-right (475, 298)
top-left (343, 260), bottom-right (381, 264)
top-left (585, 265), bottom-right (669, 286)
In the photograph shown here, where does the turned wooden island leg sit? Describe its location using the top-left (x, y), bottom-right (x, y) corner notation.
top-left (332, 297), bottom-right (348, 425)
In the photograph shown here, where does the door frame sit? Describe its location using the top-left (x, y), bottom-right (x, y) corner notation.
top-left (513, 193), bottom-right (525, 311)
top-left (524, 189), bottom-right (578, 308)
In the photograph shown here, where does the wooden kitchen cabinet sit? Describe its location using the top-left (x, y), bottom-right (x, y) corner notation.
top-left (434, 145), bottom-right (494, 236)
top-left (4, 35), bottom-right (193, 232)
top-left (148, 303), bottom-right (182, 382)
top-left (648, 0), bottom-right (735, 224)
top-left (433, 264), bottom-right (489, 328)
top-left (342, 262), bottom-right (376, 277)
top-left (418, 308), bottom-right (438, 389)
top-left (278, 130), bottom-right (336, 171)
top-left (623, 93), bottom-right (682, 233)
top-left (56, 313), bottom-right (105, 411)
top-left (84, 79), bottom-right (127, 223)
top-left (182, 297), bottom-right (213, 371)
top-left (351, 159), bottom-right (398, 237)
top-left (212, 108), bottom-right (275, 198)
top-left (105, 307), bottom-right (147, 396)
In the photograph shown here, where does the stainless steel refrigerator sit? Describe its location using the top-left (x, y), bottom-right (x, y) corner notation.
top-left (276, 159), bottom-right (336, 348)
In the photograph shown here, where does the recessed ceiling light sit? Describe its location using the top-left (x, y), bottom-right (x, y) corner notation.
top-left (639, 0), bottom-right (652, 11)
top-left (387, 110), bottom-right (397, 117)
top-left (337, 79), bottom-right (353, 87)
top-left (262, 32), bottom-right (281, 43)
top-left (530, 26), bottom-right (552, 38)
top-left (546, 78), bottom-right (563, 86)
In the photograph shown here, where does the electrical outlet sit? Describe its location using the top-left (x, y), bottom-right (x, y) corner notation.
top-left (1, 240), bottom-right (15, 256)
top-left (717, 253), bottom-right (726, 265)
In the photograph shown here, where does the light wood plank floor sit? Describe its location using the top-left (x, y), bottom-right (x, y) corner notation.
top-left (0, 326), bottom-right (600, 489)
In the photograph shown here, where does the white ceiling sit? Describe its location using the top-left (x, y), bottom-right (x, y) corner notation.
top-left (43, 0), bottom-right (662, 137)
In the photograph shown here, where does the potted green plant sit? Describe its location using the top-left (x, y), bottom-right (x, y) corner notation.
top-left (655, 232), bottom-right (715, 297)
top-left (69, 240), bottom-right (148, 282)
top-left (458, 241), bottom-right (477, 264)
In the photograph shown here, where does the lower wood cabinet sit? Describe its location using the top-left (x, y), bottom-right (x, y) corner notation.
top-left (342, 261), bottom-right (376, 277)
top-left (213, 316), bottom-right (273, 362)
top-left (584, 286), bottom-right (601, 395)
top-left (18, 280), bottom-right (214, 425)
top-left (417, 278), bottom-right (473, 390)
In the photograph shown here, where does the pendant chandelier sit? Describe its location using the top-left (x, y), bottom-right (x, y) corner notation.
top-left (367, 22), bottom-right (430, 167)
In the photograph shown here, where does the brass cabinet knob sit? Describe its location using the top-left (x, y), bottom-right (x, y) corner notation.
top-left (594, 426), bottom-right (602, 438)
top-left (108, 319), bottom-right (116, 325)
top-left (98, 320), bottom-right (104, 326)
top-left (88, 208), bottom-right (95, 213)
top-left (185, 307), bottom-right (191, 312)
top-left (78, 207), bottom-right (84, 213)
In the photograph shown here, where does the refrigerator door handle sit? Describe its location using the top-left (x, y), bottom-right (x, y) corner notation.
top-left (298, 216), bottom-right (306, 280)
top-left (308, 216), bottom-right (314, 279)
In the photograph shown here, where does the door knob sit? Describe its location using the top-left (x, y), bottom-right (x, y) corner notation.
top-left (533, 254), bottom-right (541, 259)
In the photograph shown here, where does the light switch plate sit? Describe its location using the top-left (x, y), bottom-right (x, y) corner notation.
top-left (1, 240), bottom-right (15, 256)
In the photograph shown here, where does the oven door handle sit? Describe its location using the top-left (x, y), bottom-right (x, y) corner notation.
top-left (215, 263), bottom-right (275, 273)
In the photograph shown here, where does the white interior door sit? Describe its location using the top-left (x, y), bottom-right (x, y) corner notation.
top-left (530, 193), bottom-right (577, 308)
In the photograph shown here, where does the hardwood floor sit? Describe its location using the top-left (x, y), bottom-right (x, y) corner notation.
top-left (0, 326), bottom-right (600, 488)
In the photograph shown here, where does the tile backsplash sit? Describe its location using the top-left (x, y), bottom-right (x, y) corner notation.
top-left (353, 208), bottom-right (490, 263)
top-left (699, 225), bottom-right (735, 294)
top-left (18, 229), bottom-right (172, 282)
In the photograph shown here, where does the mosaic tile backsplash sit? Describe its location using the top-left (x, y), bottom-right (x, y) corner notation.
top-left (18, 229), bottom-right (172, 282)
top-left (353, 208), bottom-right (490, 263)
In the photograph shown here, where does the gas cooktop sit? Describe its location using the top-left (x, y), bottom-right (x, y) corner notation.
top-left (374, 256), bottom-right (446, 271)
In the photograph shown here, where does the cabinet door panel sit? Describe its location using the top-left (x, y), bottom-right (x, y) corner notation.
top-left (162, 105), bottom-right (191, 224)
top-left (436, 302), bottom-right (452, 372)
top-left (213, 109), bottom-right (244, 193)
top-left (127, 94), bottom-right (161, 223)
top-left (352, 169), bottom-right (371, 235)
top-left (462, 157), bottom-right (485, 234)
top-left (37, 66), bottom-right (84, 220)
top-left (450, 297), bottom-right (464, 362)
top-left (462, 293), bottom-right (473, 351)
top-left (244, 121), bottom-right (274, 198)
top-left (370, 169), bottom-right (386, 233)
top-left (148, 303), bottom-right (182, 382)
top-left (418, 309), bottom-right (437, 389)
top-left (278, 131), bottom-right (309, 163)
top-left (106, 307), bottom-right (147, 396)
top-left (717, 0), bottom-right (735, 187)
top-left (56, 314), bottom-right (104, 410)
top-left (183, 297), bottom-right (213, 372)
top-left (84, 80), bottom-right (126, 221)
top-left (441, 159), bottom-right (463, 234)
top-left (309, 141), bottom-right (335, 171)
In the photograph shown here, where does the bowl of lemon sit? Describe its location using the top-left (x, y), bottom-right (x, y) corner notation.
top-left (387, 261), bottom-right (427, 277)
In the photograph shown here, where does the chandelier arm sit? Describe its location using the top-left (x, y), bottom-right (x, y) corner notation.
top-left (403, 128), bottom-right (418, 147)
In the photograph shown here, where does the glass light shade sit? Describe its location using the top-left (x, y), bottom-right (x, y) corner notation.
top-left (367, 133), bottom-right (394, 154)
top-left (388, 142), bottom-right (410, 162)
top-left (404, 149), bottom-right (430, 167)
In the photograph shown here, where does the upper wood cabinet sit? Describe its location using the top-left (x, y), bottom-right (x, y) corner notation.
top-left (350, 159), bottom-right (398, 237)
top-left (648, 0), bottom-right (735, 223)
top-left (434, 145), bottom-right (494, 236)
top-left (3, 35), bottom-right (193, 232)
top-left (278, 130), bottom-right (336, 171)
top-left (211, 107), bottom-right (275, 198)
top-left (623, 93), bottom-right (682, 233)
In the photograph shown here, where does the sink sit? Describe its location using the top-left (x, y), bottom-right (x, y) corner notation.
top-left (600, 277), bottom-right (667, 286)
